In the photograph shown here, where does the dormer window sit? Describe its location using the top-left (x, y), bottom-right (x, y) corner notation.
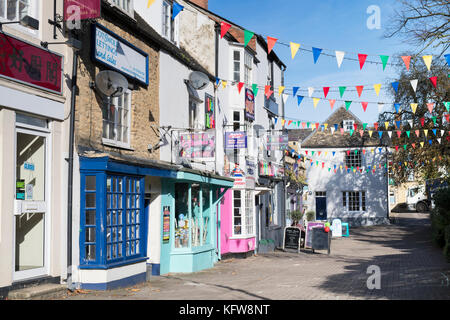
top-left (342, 120), bottom-right (354, 132)
top-left (110, 0), bottom-right (133, 15)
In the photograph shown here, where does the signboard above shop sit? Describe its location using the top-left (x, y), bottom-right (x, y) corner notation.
top-left (225, 131), bottom-right (247, 149)
top-left (178, 130), bottom-right (215, 161)
top-left (0, 32), bottom-right (63, 94)
top-left (92, 24), bottom-right (149, 86)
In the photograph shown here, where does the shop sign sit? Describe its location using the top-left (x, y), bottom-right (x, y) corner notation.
top-left (305, 222), bottom-right (325, 248)
top-left (259, 161), bottom-right (284, 178)
top-left (245, 88), bottom-right (255, 121)
top-left (178, 130), bottom-right (215, 160)
top-left (224, 131), bottom-right (247, 149)
top-left (163, 206), bottom-right (170, 242)
top-left (205, 94), bottom-right (215, 129)
top-left (92, 24), bottom-right (149, 85)
top-left (230, 164), bottom-right (246, 188)
top-left (0, 32), bottom-right (63, 94)
top-left (266, 132), bottom-right (289, 150)
top-left (63, 0), bottom-right (101, 21)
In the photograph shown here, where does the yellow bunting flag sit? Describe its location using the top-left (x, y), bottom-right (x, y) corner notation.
top-left (222, 81), bottom-right (227, 89)
top-left (147, 0), bottom-right (156, 8)
top-left (324, 123), bottom-right (328, 130)
top-left (368, 130), bottom-right (373, 137)
top-left (422, 55), bottom-right (433, 71)
top-left (373, 84), bottom-right (381, 96)
top-left (278, 86), bottom-right (285, 96)
top-left (424, 129), bottom-right (428, 137)
top-left (313, 97), bottom-right (320, 108)
top-left (290, 42), bottom-right (300, 59)
top-left (281, 119), bottom-right (286, 126)
top-left (410, 103), bottom-right (418, 113)
top-left (371, 148), bottom-right (375, 153)
top-left (384, 122), bottom-right (389, 130)
top-left (420, 142), bottom-right (424, 148)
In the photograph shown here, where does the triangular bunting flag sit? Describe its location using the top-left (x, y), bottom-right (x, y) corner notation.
top-left (411, 103), bottom-right (418, 113)
top-left (445, 54), bottom-right (450, 67)
top-left (252, 84), bottom-right (259, 96)
top-left (313, 97), bottom-right (320, 108)
top-left (329, 99), bottom-right (336, 110)
top-left (297, 95), bottom-right (304, 106)
top-left (391, 81), bottom-right (399, 93)
top-left (422, 55), bottom-right (433, 71)
top-left (323, 87), bottom-right (330, 98)
top-left (335, 51), bottom-right (345, 68)
top-left (339, 86), bottom-right (346, 98)
top-left (308, 87), bottom-right (315, 97)
top-left (244, 30), bottom-right (254, 47)
top-left (290, 42), bottom-right (300, 59)
top-left (362, 102), bottom-right (368, 112)
top-left (278, 86), bottom-right (285, 96)
top-left (356, 85), bottom-right (364, 97)
top-left (429, 76), bottom-right (437, 88)
top-left (282, 93), bottom-right (289, 104)
top-left (292, 87), bottom-right (299, 96)
top-left (444, 102), bottom-right (450, 112)
top-left (374, 122), bottom-right (379, 131)
top-left (237, 82), bottom-right (244, 94)
top-left (312, 47), bottom-right (322, 64)
top-left (380, 55), bottom-right (389, 70)
top-left (394, 103), bottom-right (400, 113)
top-left (220, 22), bottom-right (231, 38)
top-left (401, 56), bottom-right (411, 71)
top-left (358, 54), bottom-right (368, 70)
top-left (427, 103), bottom-right (434, 113)
top-left (265, 85), bottom-right (273, 99)
top-left (172, 2), bottom-right (184, 19)
top-left (374, 84), bottom-right (381, 96)
top-left (345, 101), bottom-right (352, 110)
top-left (410, 79), bottom-right (418, 93)
top-left (267, 36), bottom-right (278, 54)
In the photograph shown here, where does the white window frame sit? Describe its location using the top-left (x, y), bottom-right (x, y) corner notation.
top-left (188, 96), bottom-right (200, 129)
top-left (102, 89), bottom-right (132, 149)
top-left (161, 0), bottom-right (179, 45)
top-left (244, 50), bottom-right (253, 87)
top-left (232, 49), bottom-right (241, 83)
top-left (0, 0), bottom-right (39, 36)
top-left (109, 0), bottom-right (134, 16)
top-left (343, 120), bottom-right (354, 132)
top-left (231, 189), bottom-right (255, 238)
top-left (342, 191), bottom-right (366, 212)
top-left (345, 150), bottom-right (362, 167)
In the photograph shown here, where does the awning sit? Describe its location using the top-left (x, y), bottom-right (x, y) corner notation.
top-left (254, 186), bottom-right (272, 195)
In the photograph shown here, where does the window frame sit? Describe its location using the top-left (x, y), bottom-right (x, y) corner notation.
top-left (102, 89), bottom-right (132, 149)
top-left (161, 0), bottom-right (179, 45)
top-left (109, 0), bottom-right (134, 16)
top-left (345, 150), bottom-right (362, 168)
top-left (343, 120), bottom-right (354, 132)
top-left (0, 0), bottom-right (39, 36)
top-left (231, 189), bottom-right (255, 238)
top-left (342, 191), bottom-right (367, 212)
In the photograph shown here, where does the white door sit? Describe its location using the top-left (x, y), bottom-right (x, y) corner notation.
top-left (13, 120), bottom-right (50, 281)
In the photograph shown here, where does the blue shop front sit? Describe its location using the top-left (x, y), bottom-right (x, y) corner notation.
top-left (159, 169), bottom-right (234, 274)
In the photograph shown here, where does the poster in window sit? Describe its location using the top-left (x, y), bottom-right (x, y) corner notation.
top-left (245, 88), bottom-right (255, 121)
top-left (163, 206), bottom-right (170, 242)
top-left (178, 130), bottom-right (215, 160)
top-left (205, 94), bottom-right (215, 129)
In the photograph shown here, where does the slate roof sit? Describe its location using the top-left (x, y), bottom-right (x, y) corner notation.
top-left (288, 129), bottom-right (313, 142)
top-left (301, 106), bottom-right (384, 148)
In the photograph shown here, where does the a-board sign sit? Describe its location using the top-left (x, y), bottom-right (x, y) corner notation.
top-left (332, 219), bottom-right (342, 237)
top-left (311, 228), bottom-right (330, 254)
top-left (283, 227), bottom-right (301, 252)
top-left (305, 222), bottom-right (325, 248)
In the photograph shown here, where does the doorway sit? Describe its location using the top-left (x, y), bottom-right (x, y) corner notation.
top-left (315, 191), bottom-right (327, 220)
top-left (14, 119), bottom-right (50, 281)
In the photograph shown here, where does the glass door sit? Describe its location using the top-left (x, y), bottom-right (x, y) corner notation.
top-left (14, 125), bottom-right (49, 281)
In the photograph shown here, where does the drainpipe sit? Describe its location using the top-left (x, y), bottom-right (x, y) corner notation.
top-left (214, 22), bottom-right (220, 175)
top-left (66, 48), bottom-right (78, 291)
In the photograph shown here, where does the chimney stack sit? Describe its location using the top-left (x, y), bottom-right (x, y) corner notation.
top-left (190, 0), bottom-right (208, 10)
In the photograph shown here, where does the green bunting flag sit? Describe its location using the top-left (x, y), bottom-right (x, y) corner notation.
top-left (252, 83), bottom-right (259, 96)
top-left (363, 123), bottom-right (368, 130)
top-left (380, 55), bottom-right (389, 71)
top-left (349, 129), bottom-right (354, 136)
top-left (244, 30), bottom-right (254, 47)
top-left (445, 102), bottom-right (450, 112)
top-left (339, 86), bottom-right (346, 98)
top-left (406, 131), bottom-right (410, 138)
top-left (345, 101), bottom-right (352, 110)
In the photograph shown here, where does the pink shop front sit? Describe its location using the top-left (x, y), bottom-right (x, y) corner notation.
top-left (220, 172), bottom-right (256, 258)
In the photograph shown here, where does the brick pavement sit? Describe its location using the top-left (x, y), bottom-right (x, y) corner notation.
top-left (59, 213), bottom-right (450, 300)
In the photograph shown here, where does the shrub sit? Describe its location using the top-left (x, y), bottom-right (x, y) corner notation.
top-left (306, 211), bottom-right (315, 222)
top-left (290, 210), bottom-right (304, 225)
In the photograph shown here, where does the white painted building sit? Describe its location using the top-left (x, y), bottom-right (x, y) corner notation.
top-left (300, 106), bottom-right (390, 226)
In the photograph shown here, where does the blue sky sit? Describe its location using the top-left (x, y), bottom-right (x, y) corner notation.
top-left (209, 0), bottom-right (418, 126)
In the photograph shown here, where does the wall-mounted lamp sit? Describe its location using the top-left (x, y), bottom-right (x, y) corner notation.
top-left (0, 15), bottom-right (39, 31)
top-left (41, 38), bottom-right (82, 51)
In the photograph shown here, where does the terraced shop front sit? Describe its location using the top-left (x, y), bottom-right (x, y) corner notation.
top-left (160, 169), bottom-right (234, 274)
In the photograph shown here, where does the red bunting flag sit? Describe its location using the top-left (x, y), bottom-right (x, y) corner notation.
top-left (356, 85), bottom-right (364, 97)
top-left (302, 122), bottom-right (306, 128)
top-left (395, 145), bottom-right (399, 152)
top-left (361, 102), bottom-right (368, 112)
top-left (265, 85), bottom-right (273, 98)
top-left (445, 114), bottom-right (450, 123)
top-left (420, 118), bottom-right (425, 127)
top-left (220, 22), bottom-right (231, 38)
top-left (427, 103), bottom-right (434, 113)
top-left (288, 120), bottom-right (293, 126)
top-left (362, 149), bottom-right (366, 155)
top-left (401, 56), bottom-right (411, 71)
top-left (396, 130), bottom-right (401, 138)
top-left (347, 150), bottom-right (351, 156)
top-left (359, 130), bottom-right (364, 137)
top-left (358, 54), bottom-right (368, 70)
top-left (329, 99), bottom-right (336, 110)
top-left (415, 130), bottom-right (420, 137)
top-left (412, 143), bottom-right (416, 149)
top-left (353, 123), bottom-right (358, 131)
top-left (323, 87), bottom-right (330, 98)
top-left (237, 82), bottom-right (244, 93)
top-left (315, 123), bottom-right (320, 130)
top-left (429, 76), bottom-right (437, 88)
top-left (267, 36), bottom-right (278, 54)
top-left (374, 122), bottom-right (379, 131)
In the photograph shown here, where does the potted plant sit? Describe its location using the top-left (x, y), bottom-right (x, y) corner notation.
top-left (306, 211), bottom-right (315, 222)
top-left (290, 209), bottom-right (304, 226)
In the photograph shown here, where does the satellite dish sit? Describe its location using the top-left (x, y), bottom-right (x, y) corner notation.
top-left (188, 71), bottom-right (209, 90)
top-left (95, 70), bottom-right (128, 97)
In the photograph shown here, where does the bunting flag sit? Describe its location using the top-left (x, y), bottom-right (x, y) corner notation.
top-left (378, 103), bottom-right (384, 114)
top-left (282, 93), bottom-right (289, 104)
top-left (380, 55), bottom-right (389, 70)
top-left (244, 30), bottom-right (254, 47)
top-left (445, 102), bottom-right (450, 112)
top-left (221, 80), bottom-right (227, 89)
top-left (406, 131), bottom-right (410, 138)
top-left (290, 42), bottom-right (300, 59)
top-left (429, 76), bottom-right (437, 88)
top-left (215, 77), bottom-right (220, 86)
top-left (313, 97), bottom-right (320, 108)
top-left (374, 84), bottom-right (381, 96)
top-left (445, 54), bottom-right (450, 67)
top-left (335, 51), bottom-right (345, 68)
top-left (252, 83), bottom-right (259, 96)
top-left (308, 87), bottom-right (315, 97)
top-left (265, 85), bottom-right (273, 99)
top-left (172, 2), bottom-right (184, 19)
top-left (345, 101), bottom-right (352, 110)
top-left (401, 56), bottom-right (411, 71)
top-left (329, 99), bottom-right (336, 110)
top-left (358, 54), bottom-right (368, 70)
top-left (378, 131), bottom-right (383, 139)
top-left (237, 82), bottom-right (244, 94)
top-left (394, 103), bottom-right (400, 113)
top-left (408, 120), bottom-right (413, 128)
top-left (420, 117), bottom-right (425, 126)
top-left (356, 85), bottom-right (364, 97)
top-left (323, 87), bottom-right (330, 98)
top-left (361, 102), bottom-right (368, 112)
top-left (410, 79), bottom-right (418, 93)
top-left (395, 120), bottom-right (401, 129)
top-left (339, 86), bottom-right (346, 98)
top-left (424, 129), bottom-right (428, 137)
top-left (267, 36), bottom-right (278, 54)
top-left (312, 47), bottom-right (322, 64)
top-left (374, 122), bottom-right (379, 131)
top-left (220, 22), bottom-right (231, 38)
top-left (384, 122), bottom-right (389, 130)
top-left (427, 103), bottom-right (434, 113)
top-left (411, 103), bottom-right (418, 113)
top-left (297, 95), bottom-right (304, 106)
top-left (147, 0), bottom-right (156, 8)
top-left (391, 81), bottom-right (399, 93)
top-left (368, 130), bottom-right (373, 137)
top-left (415, 130), bottom-right (420, 137)
top-left (422, 55), bottom-right (433, 71)
top-left (387, 131), bottom-right (392, 138)
top-left (278, 86), bottom-right (285, 96)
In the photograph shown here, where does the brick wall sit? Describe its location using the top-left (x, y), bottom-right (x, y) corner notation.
top-left (189, 0), bottom-right (208, 9)
top-left (74, 18), bottom-right (161, 161)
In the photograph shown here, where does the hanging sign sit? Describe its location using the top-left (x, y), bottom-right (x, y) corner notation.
top-left (92, 24), bottom-right (149, 85)
top-left (225, 131), bottom-right (247, 149)
top-left (205, 94), bottom-right (215, 129)
top-left (266, 132), bottom-right (289, 150)
top-left (178, 131), bottom-right (215, 160)
top-left (64, 0), bottom-right (101, 21)
top-left (230, 164), bottom-right (246, 188)
top-left (245, 88), bottom-right (255, 121)
top-left (163, 206), bottom-right (170, 242)
top-left (0, 32), bottom-right (63, 94)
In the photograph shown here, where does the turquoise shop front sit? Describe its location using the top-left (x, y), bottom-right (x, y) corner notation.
top-left (160, 169), bottom-right (234, 274)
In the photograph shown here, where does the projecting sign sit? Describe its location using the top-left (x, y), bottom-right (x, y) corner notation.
top-left (224, 131), bottom-right (247, 149)
top-left (64, 0), bottom-right (101, 21)
top-left (92, 24), bottom-right (149, 85)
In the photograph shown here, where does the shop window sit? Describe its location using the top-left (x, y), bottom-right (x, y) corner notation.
top-left (174, 183), bottom-right (212, 249)
top-left (232, 190), bottom-right (255, 237)
top-left (80, 173), bottom-right (146, 267)
top-left (102, 90), bottom-right (132, 149)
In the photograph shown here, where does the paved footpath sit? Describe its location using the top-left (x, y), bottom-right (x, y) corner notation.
top-left (60, 213), bottom-right (450, 300)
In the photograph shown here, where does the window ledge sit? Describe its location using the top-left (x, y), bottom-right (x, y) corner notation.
top-left (79, 256), bottom-right (147, 270)
top-left (229, 235), bottom-right (255, 240)
top-left (102, 138), bottom-right (134, 151)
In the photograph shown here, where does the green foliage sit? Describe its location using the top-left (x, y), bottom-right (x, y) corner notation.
top-left (289, 209), bottom-right (304, 224)
top-left (430, 188), bottom-right (450, 260)
top-left (306, 211), bottom-right (315, 222)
